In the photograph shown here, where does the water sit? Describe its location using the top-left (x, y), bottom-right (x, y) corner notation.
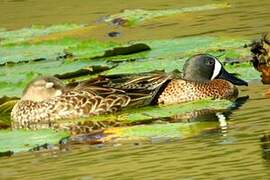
top-left (1, 0), bottom-right (270, 40)
top-left (1, 81), bottom-right (270, 179)
top-left (1, 0), bottom-right (270, 179)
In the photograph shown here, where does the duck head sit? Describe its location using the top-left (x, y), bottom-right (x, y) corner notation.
top-left (22, 76), bottom-right (65, 102)
top-left (182, 54), bottom-right (248, 86)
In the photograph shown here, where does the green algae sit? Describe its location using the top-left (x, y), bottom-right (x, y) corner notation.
top-left (0, 99), bottom-right (231, 153)
top-left (0, 44), bottom-right (66, 64)
top-left (225, 62), bottom-right (260, 81)
top-left (103, 36), bottom-right (252, 77)
top-left (0, 35), bottom-right (256, 98)
top-left (66, 40), bottom-right (119, 59)
top-left (0, 59), bottom-right (114, 97)
top-left (0, 38), bottom-right (80, 64)
top-left (105, 3), bottom-right (230, 26)
top-left (105, 121), bottom-right (219, 140)
top-left (0, 24), bottom-right (83, 46)
top-left (0, 129), bottom-right (69, 153)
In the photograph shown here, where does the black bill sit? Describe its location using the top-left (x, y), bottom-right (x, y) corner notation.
top-left (218, 68), bottom-right (248, 86)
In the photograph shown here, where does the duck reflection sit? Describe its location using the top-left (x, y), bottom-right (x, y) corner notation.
top-left (261, 134), bottom-right (270, 160)
top-left (159, 96), bottom-right (249, 123)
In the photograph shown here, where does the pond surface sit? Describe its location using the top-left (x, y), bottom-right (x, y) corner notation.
top-left (1, 0), bottom-right (270, 179)
top-left (1, 82), bottom-right (270, 179)
top-left (1, 0), bottom-right (270, 40)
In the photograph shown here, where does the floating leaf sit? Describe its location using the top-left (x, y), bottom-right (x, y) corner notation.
top-left (0, 38), bottom-right (79, 64)
top-left (103, 36), bottom-right (252, 76)
top-left (0, 35), bottom-right (257, 99)
top-left (65, 40), bottom-right (118, 59)
top-left (59, 99), bottom-right (232, 129)
top-left (0, 58), bottom-right (113, 97)
top-left (0, 129), bottom-right (69, 153)
top-left (93, 43), bottom-right (151, 59)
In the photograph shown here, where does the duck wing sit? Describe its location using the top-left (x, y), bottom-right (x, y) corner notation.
top-left (67, 71), bottom-right (178, 106)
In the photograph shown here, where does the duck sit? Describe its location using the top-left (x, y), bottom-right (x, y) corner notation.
top-left (11, 54), bottom-right (247, 129)
top-left (11, 76), bottom-right (132, 129)
top-left (156, 53), bottom-right (248, 104)
top-left (85, 53), bottom-right (248, 105)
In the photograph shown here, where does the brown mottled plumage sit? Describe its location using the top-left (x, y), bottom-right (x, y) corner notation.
top-left (11, 77), bottom-right (131, 129)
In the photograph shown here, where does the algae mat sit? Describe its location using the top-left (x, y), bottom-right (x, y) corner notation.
top-left (0, 33), bottom-right (259, 98)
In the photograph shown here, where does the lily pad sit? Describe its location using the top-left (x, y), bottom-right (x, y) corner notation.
top-left (0, 59), bottom-right (114, 97)
top-left (224, 63), bottom-right (260, 81)
top-left (0, 99), bottom-right (232, 153)
top-left (59, 99), bottom-right (232, 130)
top-left (0, 38), bottom-right (79, 64)
top-left (103, 36), bottom-right (252, 76)
top-left (65, 40), bottom-right (118, 59)
top-left (0, 35), bottom-right (257, 99)
top-left (93, 43), bottom-right (151, 59)
top-left (0, 129), bottom-right (69, 153)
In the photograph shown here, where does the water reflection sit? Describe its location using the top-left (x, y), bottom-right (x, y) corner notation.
top-left (260, 134), bottom-right (270, 160)
top-left (167, 95), bottom-right (249, 122)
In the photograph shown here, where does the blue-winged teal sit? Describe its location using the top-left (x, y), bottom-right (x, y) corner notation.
top-left (91, 54), bottom-right (248, 104)
top-left (11, 76), bottom-right (131, 129)
top-left (156, 54), bottom-right (248, 104)
top-left (11, 54), bottom-right (247, 128)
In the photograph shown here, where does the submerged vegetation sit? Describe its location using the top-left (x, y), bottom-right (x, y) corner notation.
top-left (104, 3), bottom-right (230, 26)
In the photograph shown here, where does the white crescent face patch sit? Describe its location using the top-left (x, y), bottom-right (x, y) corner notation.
top-left (211, 58), bottom-right (222, 80)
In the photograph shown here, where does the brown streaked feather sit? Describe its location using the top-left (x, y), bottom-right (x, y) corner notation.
top-left (11, 89), bottom-right (131, 129)
top-left (71, 72), bottom-right (177, 106)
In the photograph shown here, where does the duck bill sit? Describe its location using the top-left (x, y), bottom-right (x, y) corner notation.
top-left (219, 68), bottom-right (248, 86)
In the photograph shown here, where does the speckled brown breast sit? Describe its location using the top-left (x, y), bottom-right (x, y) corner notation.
top-left (11, 90), bottom-right (130, 129)
top-left (158, 79), bottom-right (238, 104)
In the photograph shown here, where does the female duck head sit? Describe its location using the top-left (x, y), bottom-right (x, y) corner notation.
top-left (182, 54), bottom-right (248, 86)
top-left (21, 76), bottom-right (65, 102)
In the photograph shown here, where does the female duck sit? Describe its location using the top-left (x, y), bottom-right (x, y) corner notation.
top-left (11, 76), bottom-right (131, 129)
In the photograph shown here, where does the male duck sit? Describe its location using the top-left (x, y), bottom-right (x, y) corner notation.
top-left (11, 54), bottom-right (247, 128)
top-left (156, 53), bottom-right (248, 104)
top-left (91, 53), bottom-right (248, 104)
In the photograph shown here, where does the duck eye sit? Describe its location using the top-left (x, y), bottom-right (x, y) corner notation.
top-left (205, 59), bottom-right (215, 66)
